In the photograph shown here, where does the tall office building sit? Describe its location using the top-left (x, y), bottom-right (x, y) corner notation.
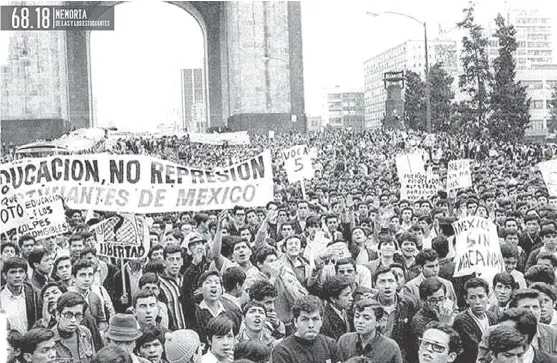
top-left (364, 39), bottom-right (458, 128)
top-left (485, 8), bottom-right (553, 68)
top-left (180, 68), bottom-right (206, 132)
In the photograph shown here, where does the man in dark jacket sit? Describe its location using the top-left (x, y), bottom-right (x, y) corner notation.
top-left (320, 275), bottom-right (353, 341)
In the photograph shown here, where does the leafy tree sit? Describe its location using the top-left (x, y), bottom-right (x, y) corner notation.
top-left (429, 63), bottom-right (455, 131)
top-left (404, 70), bottom-right (426, 130)
top-left (489, 13), bottom-right (531, 141)
top-left (548, 86), bottom-right (557, 133)
top-left (457, 2), bottom-right (492, 129)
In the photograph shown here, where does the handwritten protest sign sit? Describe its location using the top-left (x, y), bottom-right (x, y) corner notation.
top-left (447, 159), bottom-right (472, 190)
top-left (453, 216), bottom-right (504, 278)
top-left (0, 151), bottom-right (274, 213)
top-left (92, 214), bottom-right (150, 259)
top-left (0, 194), bottom-right (69, 239)
top-left (400, 173), bottom-right (442, 201)
top-left (188, 131), bottom-right (250, 145)
top-left (538, 159), bottom-right (557, 196)
top-left (282, 145), bottom-right (314, 183)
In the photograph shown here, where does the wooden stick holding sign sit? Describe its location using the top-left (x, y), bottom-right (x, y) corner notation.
top-left (301, 180), bottom-right (307, 200)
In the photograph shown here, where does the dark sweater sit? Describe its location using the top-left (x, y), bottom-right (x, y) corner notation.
top-left (272, 334), bottom-right (342, 363)
top-left (338, 332), bottom-right (402, 363)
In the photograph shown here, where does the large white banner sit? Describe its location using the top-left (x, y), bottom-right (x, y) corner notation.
top-left (0, 151), bottom-right (274, 213)
top-left (453, 216), bottom-right (504, 279)
top-left (396, 152), bottom-right (425, 176)
top-left (538, 159), bottom-right (557, 196)
top-left (282, 145), bottom-right (314, 183)
top-left (188, 131), bottom-right (250, 145)
top-left (447, 159), bottom-right (472, 191)
top-left (400, 173), bottom-right (442, 201)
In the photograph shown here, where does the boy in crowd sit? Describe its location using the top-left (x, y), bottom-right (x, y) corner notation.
top-left (418, 322), bottom-right (461, 363)
top-left (201, 315), bottom-right (236, 363)
top-left (272, 295), bottom-right (342, 363)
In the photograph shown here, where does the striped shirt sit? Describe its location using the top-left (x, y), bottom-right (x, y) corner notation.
top-left (159, 273), bottom-right (185, 330)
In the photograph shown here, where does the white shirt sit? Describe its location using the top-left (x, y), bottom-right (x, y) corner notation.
top-left (522, 345), bottom-right (534, 363)
top-left (468, 309), bottom-right (489, 337)
top-left (0, 287), bottom-right (28, 334)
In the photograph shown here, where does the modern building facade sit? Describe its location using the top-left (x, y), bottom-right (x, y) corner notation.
top-left (322, 86), bottom-right (365, 129)
top-left (364, 39), bottom-right (458, 129)
top-left (181, 68), bottom-right (207, 132)
top-left (516, 65), bottom-right (557, 136)
top-left (307, 115), bottom-right (323, 131)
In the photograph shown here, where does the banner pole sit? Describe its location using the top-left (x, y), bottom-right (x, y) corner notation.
top-left (300, 180), bottom-right (307, 200)
top-left (120, 258), bottom-right (127, 300)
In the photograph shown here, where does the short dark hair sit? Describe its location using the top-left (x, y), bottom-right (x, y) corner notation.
top-left (79, 246), bottom-right (98, 259)
top-left (40, 281), bottom-right (67, 300)
top-left (354, 298), bottom-right (384, 321)
top-left (7, 329), bottom-right (23, 350)
top-left (419, 277), bottom-right (446, 301)
top-left (72, 259), bottom-right (95, 277)
top-left (2, 256), bottom-right (27, 275)
top-left (133, 290), bottom-right (157, 307)
top-left (163, 243), bottom-right (182, 260)
top-left (135, 325), bottom-right (165, 353)
top-left (423, 322), bottom-right (461, 355)
top-left (222, 266), bottom-right (246, 293)
top-left (248, 280), bottom-right (277, 302)
top-left (524, 264), bottom-right (556, 285)
top-left (28, 246), bottom-right (51, 270)
top-left (373, 265), bottom-right (398, 285)
top-left (206, 315), bottom-right (235, 343)
top-left (253, 246), bottom-right (277, 266)
top-left (18, 235), bottom-right (35, 248)
top-left (148, 244), bottom-right (164, 259)
top-left (22, 328), bottom-right (55, 354)
top-left (292, 295), bottom-right (323, 320)
top-left (493, 272), bottom-right (517, 290)
top-left (143, 260), bottom-right (166, 275)
top-left (52, 255), bottom-right (71, 280)
top-left (431, 236), bottom-right (449, 259)
top-left (415, 249), bottom-right (439, 267)
top-left (500, 244), bottom-right (519, 259)
top-left (464, 278), bottom-right (489, 296)
top-left (509, 289), bottom-right (540, 308)
top-left (241, 301), bottom-right (266, 316)
top-left (335, 257), bottom-right (356, 273)
top-left (537, 253), bottom-right (557, 268)
top-left (530, 282), bottom-right (557, 302)
top-left (234, 340), bottom-right (272, 363)
top-left (57, 292), bottom-right (87, 314)
top-left (91, 345), bottom-right (133, 363)
top-left (139, 272), bottom-right (159, 289)
top-left (199, 270), bottom-right (221, 285)
top-left (499, 308), bottom-right (538, 345)
top-left (321, 275), bottom-right (352, 301)
top-left (489, 325), bottom-right (527, 356)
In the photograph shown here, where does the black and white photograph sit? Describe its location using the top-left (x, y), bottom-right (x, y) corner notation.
top-left (2, 1), bottom-right (557, 363)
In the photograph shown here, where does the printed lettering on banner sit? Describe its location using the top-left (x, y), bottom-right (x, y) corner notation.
top-left (396, 153), bottom-right (425, 177)
top-left (453, 216), bottom-right (504, 279)
top-left (447, 159), bottom-right (472, 190)
top-left (538, 159), bottom-right (557, 196)
top-left (92, 214), bottom-right (150, 260)
top-left (400, 173), bottom-right (442, 201)
top-left (0, 151), bottom-right (274, 213)
top-left (0, 194), bottom-right (69, 240)
top-left (282, 145), bottom-right (314, 183)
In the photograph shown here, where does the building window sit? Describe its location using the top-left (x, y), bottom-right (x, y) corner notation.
top-left (523, 80), bottom-right (543, 89)
top-left (532, 100), bottom-right (544, 109)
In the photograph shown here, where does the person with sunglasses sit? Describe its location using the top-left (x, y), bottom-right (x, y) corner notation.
top-left (51, 292), bottom-right (96, 363)
top-left (418, 322), bottom-right (461, 363)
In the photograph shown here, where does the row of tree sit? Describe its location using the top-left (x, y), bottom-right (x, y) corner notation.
top-left (404, 2), bottom-right (557, 141)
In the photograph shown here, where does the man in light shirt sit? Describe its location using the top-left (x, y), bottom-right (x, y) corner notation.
top-left (1, 257), bottom-right (40, 334)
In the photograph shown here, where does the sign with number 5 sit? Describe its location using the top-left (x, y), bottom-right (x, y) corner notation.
top-left (282, 144), bottom-right (314, 183)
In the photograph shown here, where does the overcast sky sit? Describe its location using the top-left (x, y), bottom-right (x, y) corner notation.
top-left (1, 0), bottom-right (557, 131)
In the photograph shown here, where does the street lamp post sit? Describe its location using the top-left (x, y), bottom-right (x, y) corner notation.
top-left (367, 11), bottom-right (432, 133)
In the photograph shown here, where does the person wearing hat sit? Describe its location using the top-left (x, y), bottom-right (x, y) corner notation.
top-left (165, 329), bottom-right (202, 363)
top-left (106, 314), bottom-right (150, 363)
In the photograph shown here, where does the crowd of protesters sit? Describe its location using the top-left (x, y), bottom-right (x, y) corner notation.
top-left (4, 128), bottom-right (557, 363)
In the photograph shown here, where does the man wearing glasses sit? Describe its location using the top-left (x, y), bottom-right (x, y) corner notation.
top-left (51, 292), bottom-right (96, 363)
top-left (418, 322), bottom-right (461, 363)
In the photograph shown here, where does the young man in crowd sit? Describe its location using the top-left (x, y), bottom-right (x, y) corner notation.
top-left (1, 256), bottom-right (40, 334)
top-left (488, 272), bottom-right (517, 321)
top-left (21, 328), bottom-right (57, 363)
top-left (28, 247), bottom-right (55, 292)
top-left (320, 275), bottom-right (354, 340)
top-left (247, 279), bottom-right (286, 339)
top-left (272, 295), bottom-right (341, 363)
top-left (403, 249), bottom-right (458, 310)
top-left (135, 325), bottom-right (166, 363)
top-left (338, 298), bottom-right (402, 363)
top-left (453, 278), bottom-right (497, 363)
top-left (487, 325), bottom-right (530, 363)
top-left (159, 243), bottom-right (186, 330)
top-left (234, 301), bottom-right (278, 348)
top-left (418, 322), bottom-right (461, 363)
top-left (51, 292), bottom-right (96, 363)
top-left (201, 315), bottom-right (236, 363)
